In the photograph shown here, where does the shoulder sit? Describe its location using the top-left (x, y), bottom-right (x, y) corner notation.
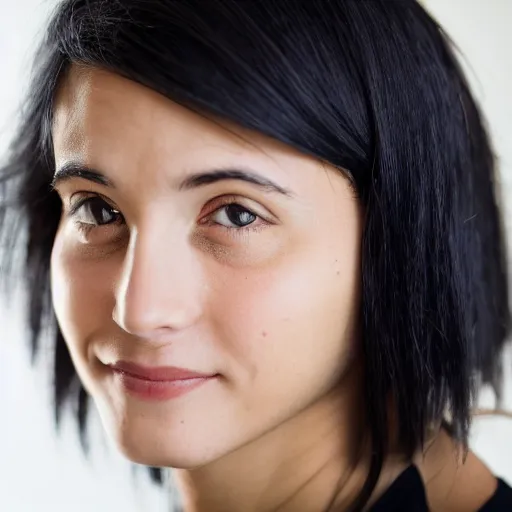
top-left (415, 431), bottom-right (503, 511)
top-left (479, 478), bottom-right (512, 511)
top-left (369, 465), bottom-right (428, 511)
top-left (370, 465), bottom-right (512, 512)
top-left (369, 429), bottom-right (510, 511)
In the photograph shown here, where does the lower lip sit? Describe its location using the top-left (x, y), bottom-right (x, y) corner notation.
top-left (112, 371), bottom-right (215, 401)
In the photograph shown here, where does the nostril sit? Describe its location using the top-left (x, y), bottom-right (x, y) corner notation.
top-left (112, 296), bottom-right (202, 338)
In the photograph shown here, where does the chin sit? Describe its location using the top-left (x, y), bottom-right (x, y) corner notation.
top-left (99, 413), bottom-right (235, 470)
top-left (117, 439), bottom-right (222, 469)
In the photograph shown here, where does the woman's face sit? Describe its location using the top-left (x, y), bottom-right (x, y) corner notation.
top-left (51, 64), bottom-right (363, 468)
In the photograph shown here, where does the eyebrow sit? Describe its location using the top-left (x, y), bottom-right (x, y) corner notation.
top-left (179, 169), bottom-right (293, 196)
top-left (51, 162), bottom-right (113, 189)
top-left (51, 162), bottom-right (293, 197)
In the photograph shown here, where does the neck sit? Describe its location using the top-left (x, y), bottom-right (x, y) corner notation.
top-left (171, 367), bottom-right (400, 512)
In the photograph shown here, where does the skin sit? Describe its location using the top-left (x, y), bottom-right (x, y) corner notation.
top-left (50, 64), bottom-right (498, 511)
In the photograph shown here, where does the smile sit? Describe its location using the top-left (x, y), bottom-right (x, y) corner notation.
top-left (108, 361), bottom-right (218, 401)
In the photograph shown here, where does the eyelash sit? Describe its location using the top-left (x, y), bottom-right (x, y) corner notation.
top-left (67, 194), bottom-right (268, 238)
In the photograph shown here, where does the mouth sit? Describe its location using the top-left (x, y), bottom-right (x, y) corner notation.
top-left (107, 361), bottom-right (218, 401)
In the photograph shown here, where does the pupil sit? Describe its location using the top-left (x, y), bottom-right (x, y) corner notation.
top-left (226, 205), bottom-right (256, 227)
top-left (90, 199), bottom-right (114, 225)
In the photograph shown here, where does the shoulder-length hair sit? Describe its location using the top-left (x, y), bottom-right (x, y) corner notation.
top-left (1, 0), bottom-right (510, 509)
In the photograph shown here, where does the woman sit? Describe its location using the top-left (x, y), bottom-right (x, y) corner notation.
top-left (1, 0), bottom-right (511, 510)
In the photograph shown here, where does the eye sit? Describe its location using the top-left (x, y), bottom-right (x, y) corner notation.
top-left (210, 204), bottom-right (258, 228)
top-left (70, 196), bottom-right (122, 226)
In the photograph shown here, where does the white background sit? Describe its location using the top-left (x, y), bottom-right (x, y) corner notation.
top-left (0, 1), bottom-right (511, 511)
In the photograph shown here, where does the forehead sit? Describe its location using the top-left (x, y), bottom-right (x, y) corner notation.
top-left (53, 64), bottom-right (196, 136)
top-left (50, 64), bottom-right (353, 205)
top-left (52, 64), bottom-right (289, 169)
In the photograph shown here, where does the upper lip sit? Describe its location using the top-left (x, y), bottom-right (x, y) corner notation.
top-left (109, 361), bottom-right (215, 382)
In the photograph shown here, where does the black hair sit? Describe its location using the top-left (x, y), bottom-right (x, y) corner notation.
top-left (0, 0), bottom-right (510, 509)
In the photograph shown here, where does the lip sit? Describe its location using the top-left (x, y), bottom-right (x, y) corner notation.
top-left (108, 361), bottom-right (217, 401)
top-left (109, 361), bottom-right (214, 381)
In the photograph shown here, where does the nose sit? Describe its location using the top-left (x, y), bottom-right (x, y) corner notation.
top-left (112, 226), bottom-right (204, 342)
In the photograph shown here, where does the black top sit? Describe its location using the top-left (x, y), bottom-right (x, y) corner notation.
top-left (370, 465), bottom-right (512, 511)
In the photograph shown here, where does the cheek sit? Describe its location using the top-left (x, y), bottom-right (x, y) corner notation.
top-left (210, 233), bottom-right (362, 404)
top-left (50, 230), bottom-right (117, 374)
